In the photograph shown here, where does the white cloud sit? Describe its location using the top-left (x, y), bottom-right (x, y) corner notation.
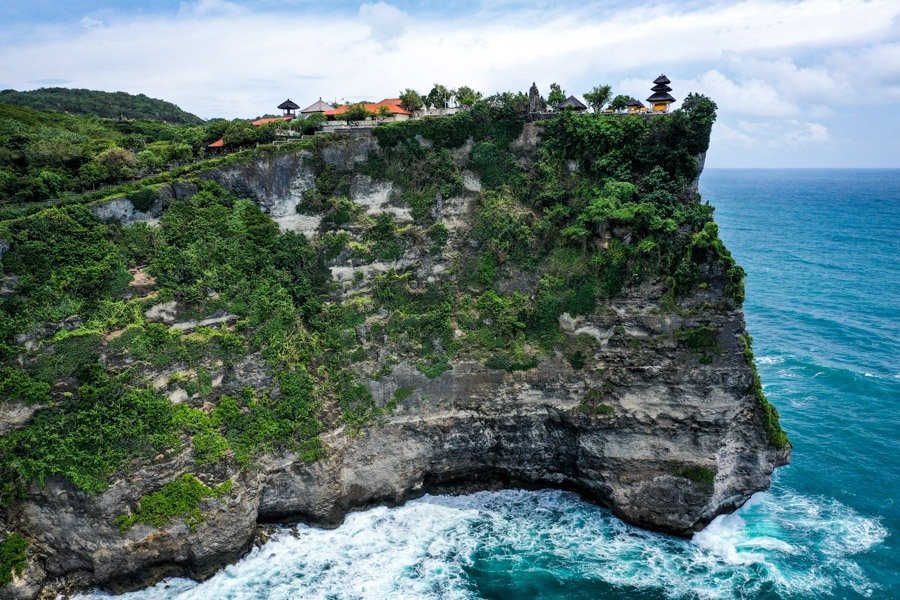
top-left (713, 119), bottom-right (830, 147)
top-left (0, 0), bottom-right (897, 126)
top-left (358, 2), bottom-right (409, 45)
top-left (179, 0), bottom-right (244, 17)
top-left (79, 16), bottom-right (103, 30)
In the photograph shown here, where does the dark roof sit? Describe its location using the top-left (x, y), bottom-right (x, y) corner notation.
top-left (556, 95), bottom-right (587, 110)
top-left (278, 99), bottom-right (300, 110)
top-left (646, 91), bottom-right (676, 103)
top-left (653, 74), bottom-right (671, 85)
top-left (626, 98), bottom-right (645, 107)
top-left (651, 83), bottom-right (672, 93)
top-left (300, 98), bottom-right (334, 113)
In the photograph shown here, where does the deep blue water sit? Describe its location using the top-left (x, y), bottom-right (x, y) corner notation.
top-left (80, 169), bottom-right (899, 600)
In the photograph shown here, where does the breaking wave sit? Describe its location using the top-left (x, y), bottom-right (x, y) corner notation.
top-left (77, 487), bottom-right (887, 600)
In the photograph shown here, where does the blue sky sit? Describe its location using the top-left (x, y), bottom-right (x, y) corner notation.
top-left (1, 0), bottom-right (898, 168)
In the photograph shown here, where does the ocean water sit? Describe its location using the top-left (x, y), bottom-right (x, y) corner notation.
top-left (79, 169), bottom-right (899, 600)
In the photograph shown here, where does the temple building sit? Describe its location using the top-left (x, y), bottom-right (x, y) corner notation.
top-left (528, 82), bottom-right (547, 113)
top-left (646, 75), bottom-right (675, 112)
top-left (277, 99), bottom-right (300, 117)
top-left (300, 98), bottom-right (333, 116)
top-left (556, 95), bottom-right (587, 111)
top-left (626, 98), bottom-right (646, 114)
top-left (323, 99), bottom-right (411, 120)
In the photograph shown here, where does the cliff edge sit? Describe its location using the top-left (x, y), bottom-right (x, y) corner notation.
top-left (0, 95), bottom-right (789, 598)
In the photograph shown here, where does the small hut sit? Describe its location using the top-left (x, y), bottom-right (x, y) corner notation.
top-left (277, 99), bottom-right (300, 117)
top-left (300, 98), bottom-right (333, 116)
top-left (646, 75), bottom-right (675, 112)
top-left (626, 98), bottom-right (646, 114)
top-left (556, 95), bottom-right (587, 111)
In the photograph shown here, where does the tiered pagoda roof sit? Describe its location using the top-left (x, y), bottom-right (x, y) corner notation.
top-left (647, 75), bottom-right (675, 104)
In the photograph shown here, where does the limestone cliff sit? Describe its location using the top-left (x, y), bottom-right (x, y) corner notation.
top-left (0, 100), bottom-right (789, 598)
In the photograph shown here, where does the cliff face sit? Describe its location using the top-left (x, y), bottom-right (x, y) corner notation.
top-left (0, 104), bottom-right (789, 598)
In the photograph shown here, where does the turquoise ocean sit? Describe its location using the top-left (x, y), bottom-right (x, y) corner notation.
top-left (80, 169), bottom-right (899, 600)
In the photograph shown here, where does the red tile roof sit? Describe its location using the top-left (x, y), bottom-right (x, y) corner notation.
top-left (251, 116), bottom-right (294, 126)
top-left (208, 138), bottom-right (225, 148)
top-left (324, 99), bottom-right (411, 117)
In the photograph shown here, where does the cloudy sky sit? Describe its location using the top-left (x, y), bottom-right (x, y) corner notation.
top-left (1, 0), bottom-right (899, 167)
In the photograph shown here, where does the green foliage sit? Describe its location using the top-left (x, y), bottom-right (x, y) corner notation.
top-left (583, 85), bottom-right (612, 112)
top-left (548, 83), bottom-right (566, 106)
top-left (427, 222), bottom-right (449, 254)
top-left (609, 95), bottom-right (630, 111)
top-left (0, 368), bottom-right (52, 404)
top-left (740, 334), bottom-right (790, 449)
top-left (675, 325), bottom-right (719, 363)
top-left (676, 465), bottom-right (716, 485)
top-left (293, 112), bottom-right (326, 134)
top-left (128, 186), bottom-right (158, 212)
top-left (373, 99), bottom-right (525, 151)
top-left (454, 86), bottom-right (482, 107)
top-left (0, 533), bottom-right (27, 585)
top-left (470, 141), bottom-right (523, 189)
top-left (398, 89), bottom-right (424, 112)
top-left (425, 84), bottom-right (452, 109)
top-left (470, 189), bottom-right (538, 268)
top-left (0, 377), bottom-right (181, 499)
top-left (0, 88), bottom-right (203, 124)
top-left (115, 474), bottom-right (232, 532)
top-left (0, 102), bottom-right (214, 206)
top-left (578, 401), bottom-right (614, 416)
top-left (343, 103), bottom-right (374, 122)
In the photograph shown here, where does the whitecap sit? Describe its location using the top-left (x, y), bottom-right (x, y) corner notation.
top-left (756, 355), bottom-right (785, 365)
top-left (74, 488), bottom-right (888, 600)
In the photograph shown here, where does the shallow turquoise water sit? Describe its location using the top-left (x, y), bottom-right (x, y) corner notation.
top-left (79, 169), bottom-right (899, 599)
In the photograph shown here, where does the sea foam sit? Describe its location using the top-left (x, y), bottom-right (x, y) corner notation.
top-left (76, 487), bottom-right (887, 600)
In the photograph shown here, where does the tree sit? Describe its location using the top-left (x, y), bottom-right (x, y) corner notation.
top-left (609, 95), bottom-right (630, 112)
top-left (454, 86), bottom-right (482, 107)
top-left (399, 89), bottom-right (424, 112)
top-left (583, 85), bottom-right (612, 112)
top-left (547, 83), bottom-right (566, 106)
top-left (344, 103), bottom-right (373, 122)
top-left (93, 147), bottom-right (137, 183)
top-left (293, 112), bottom-right (326, 134)
top-left (426, 84), bottom-right (452, 109)
top-left (376, 105), bottom-right (392, 119)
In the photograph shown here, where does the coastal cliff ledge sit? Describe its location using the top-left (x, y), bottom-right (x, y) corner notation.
top-left (0, 97), bottom-right (789, 598)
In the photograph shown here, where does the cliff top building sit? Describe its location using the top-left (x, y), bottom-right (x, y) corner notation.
top-left (300, 98), bottom-right (334, 116)
top-left (277, 99), bottom-right (300, 117)
top-left (646, 75), bottom-right (675, 112)
top-left (556, 95), bottom-right (587, 111)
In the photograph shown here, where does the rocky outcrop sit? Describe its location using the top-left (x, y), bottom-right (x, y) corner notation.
top-left (1, 123), bottom-right (789, 599)
top-left (2, 281), bottom-right (788, 598)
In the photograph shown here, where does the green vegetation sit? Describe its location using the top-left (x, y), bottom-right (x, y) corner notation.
top-left (0, 103), bottom-right (212, 206)
top-left (741, 334), bottom-right (790, 449)
top-left (548, 83), bottom-right (566, 106)
top-left (578, 388), bottom-right (614, 415)
top-left (115, 474), bottom-right (232, 532)
top-left (676, 465), bottom-right (716, 485)
top-left (583, 85), bottom-right (612, 112)
top-left (0, 533), bottom-right (27, 585)
top-left (675, 324), bottom-right (719, 364)
top-left (0, 87), bottom-right (752, 512)
top-left (0, 88), bottom-right (203, 124)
